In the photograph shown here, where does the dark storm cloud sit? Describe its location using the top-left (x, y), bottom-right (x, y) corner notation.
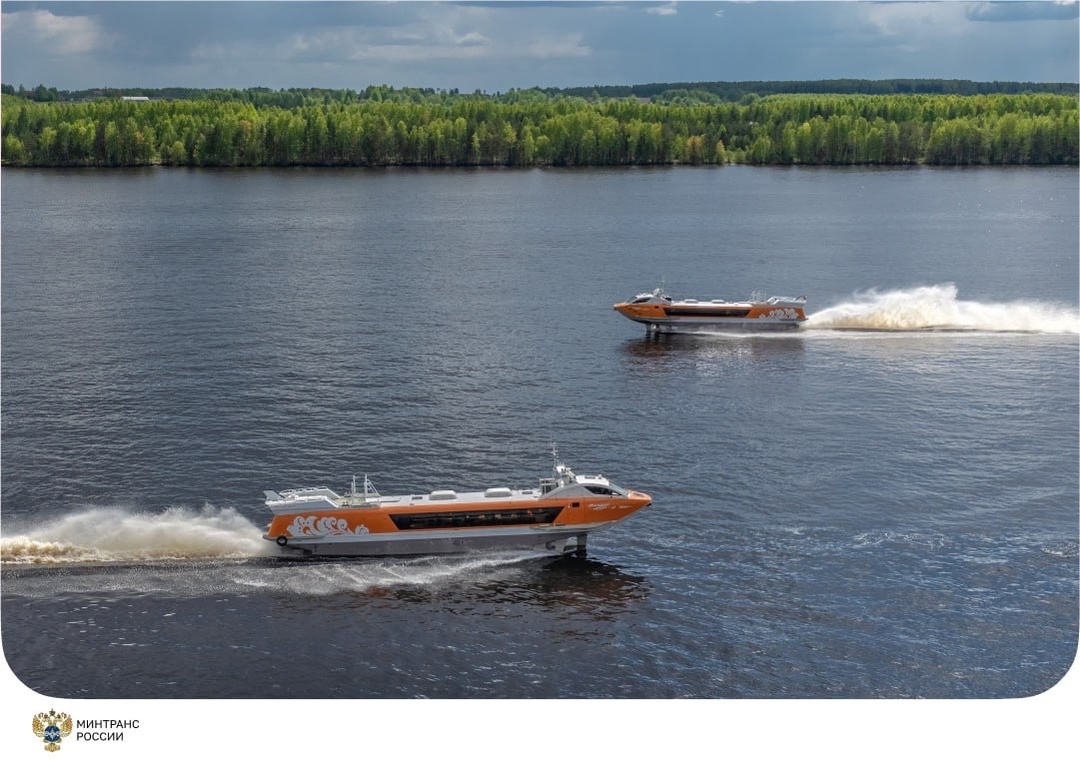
top-left (4, 1), bottom-right (417, 66)
top-left (1, 1), bottom-right (1077, 91)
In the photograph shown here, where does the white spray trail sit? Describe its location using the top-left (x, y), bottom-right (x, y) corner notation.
top-left (1, 504), bottom-right (272, 565)
top-left (805, 284), bottom-right (1080, 334)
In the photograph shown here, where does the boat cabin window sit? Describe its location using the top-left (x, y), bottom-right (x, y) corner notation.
top-left (584, 485), bottom-right (615, 495)
top-left (391, 506), bottom-right (563, 530)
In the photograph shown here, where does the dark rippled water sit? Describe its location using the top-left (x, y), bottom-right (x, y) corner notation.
top-left (2, 166), bottom-right (1077, 701)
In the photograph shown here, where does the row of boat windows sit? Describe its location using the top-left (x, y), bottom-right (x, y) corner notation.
top-left (664, 307), bottom-right (752, 318)
top-left (390, 506), bottom-right (564, 530)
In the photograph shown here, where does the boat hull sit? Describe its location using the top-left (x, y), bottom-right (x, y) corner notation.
top-left (630, 317), bottom-right (804, 333)
top-left (614, 302), bottom-right (806, 333)
top-left (264, 523), bottom-right (613, 558)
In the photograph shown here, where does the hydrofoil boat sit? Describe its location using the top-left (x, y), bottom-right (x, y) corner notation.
top-left (263, 452), bottom-right (651, 558)
top-left (614, 287), bottom-right (807, 333)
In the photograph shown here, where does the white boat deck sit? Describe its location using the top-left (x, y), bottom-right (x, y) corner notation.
top-left (265, 464), bottom-right (622, 514)
top-left (360, 486), bottom-right (546, 506)
top-left (264, 484), bottom-right (556, 513)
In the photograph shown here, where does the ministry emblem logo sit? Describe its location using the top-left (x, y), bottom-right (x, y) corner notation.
top-left (32, 710), bottom-right (73, 752)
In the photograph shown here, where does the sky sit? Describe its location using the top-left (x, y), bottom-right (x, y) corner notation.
top-left (1, 1), bottom-right (1078, 92)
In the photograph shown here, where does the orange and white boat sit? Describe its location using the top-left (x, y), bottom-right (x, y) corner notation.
top-left (263, 452), bottom-right (652, 558)
top-left (614, 287), bottom-right (807, 333)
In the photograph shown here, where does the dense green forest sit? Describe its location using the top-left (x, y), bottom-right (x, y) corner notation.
top-left (2, 84), bottom-right (1077, 167)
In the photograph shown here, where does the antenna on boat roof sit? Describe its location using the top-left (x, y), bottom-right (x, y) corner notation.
top-left (551, 442), bottom-right (565, 472)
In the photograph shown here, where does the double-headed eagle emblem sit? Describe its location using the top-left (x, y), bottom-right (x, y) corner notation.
top-left (32, 710), bottom-right (73, 752)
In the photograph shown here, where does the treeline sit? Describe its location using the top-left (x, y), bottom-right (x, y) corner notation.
top-left (0, 83), bottom-right (461, 109)
top-left (546, 78), bottom-right (1080, 101)
top-left (4, 79), bottom-right (1076, 105)
top-left (2, 91), bottom-right (1077, 167)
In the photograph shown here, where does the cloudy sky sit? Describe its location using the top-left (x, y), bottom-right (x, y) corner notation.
top-left (1, 1), bottom-right (1077, 92)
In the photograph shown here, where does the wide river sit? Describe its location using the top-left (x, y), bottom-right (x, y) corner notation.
top-left (2, 165), bottom-right (1076, 730)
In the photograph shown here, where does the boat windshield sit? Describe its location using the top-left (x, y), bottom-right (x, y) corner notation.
top-left (582, 482), bottom-right (629, 496)
top-left (630, 290), bottom-right (671, 304)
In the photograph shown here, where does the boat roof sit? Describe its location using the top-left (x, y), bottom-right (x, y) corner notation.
top-left (265, 465), bottom-right (624, 511)
top-left (625, 288), bottom-right (805, 305)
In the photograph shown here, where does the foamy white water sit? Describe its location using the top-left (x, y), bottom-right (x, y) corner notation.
top-left (806, 284), bottom-right (1080, 334)
top-left (1, 504), bottom-right (271, 564)
top-left (232, 550), bottom-right (551, 596)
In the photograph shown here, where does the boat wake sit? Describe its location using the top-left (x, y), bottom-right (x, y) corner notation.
top-left (1, 504), bottom-right (271, 565)
top-left (805, 284), bottom-right (1080, 334)
top-left (1, 504), bottom-right (560, 598)
top-left (236, 550), bottom-right (555, 597)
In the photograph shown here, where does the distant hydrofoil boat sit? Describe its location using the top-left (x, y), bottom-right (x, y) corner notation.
top-left (614, 287), bottom-right (807, 333)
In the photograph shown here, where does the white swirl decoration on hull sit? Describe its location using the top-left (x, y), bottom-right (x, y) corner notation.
top-left (287, 516), bottom-right (370, 537)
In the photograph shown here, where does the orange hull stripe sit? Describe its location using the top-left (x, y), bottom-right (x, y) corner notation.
top-left (267, 496), bottom-right (651, 537)
top-left (614, 304), bottom-right (807, 320)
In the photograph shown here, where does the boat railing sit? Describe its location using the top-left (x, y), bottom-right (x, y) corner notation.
top-left (265, 488), bottom-right (341, 511)
top-left (277, 486), bottom-right (342, 502)
top-left (346, 475), bottom-right (382, 507)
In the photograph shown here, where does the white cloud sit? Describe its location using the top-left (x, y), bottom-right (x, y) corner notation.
top-left (967, 0), bottom-right (1079, 22)
top-left (856, 2), bottom-right (970, 40)
top-left (345, 43), bottom-right (490, 63)
top-left (526, 34), bottom-right (592, 59)
top-left (646, 3), bottom-right (678, 17)
top-left (189, 24), bottom-right (492, 65)
top-left (191, 12), bottom-right (588, 68)
top-left (454, 31), bottom-right (491, 48)
top-left (1, 8), bottom-right (113, 55)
